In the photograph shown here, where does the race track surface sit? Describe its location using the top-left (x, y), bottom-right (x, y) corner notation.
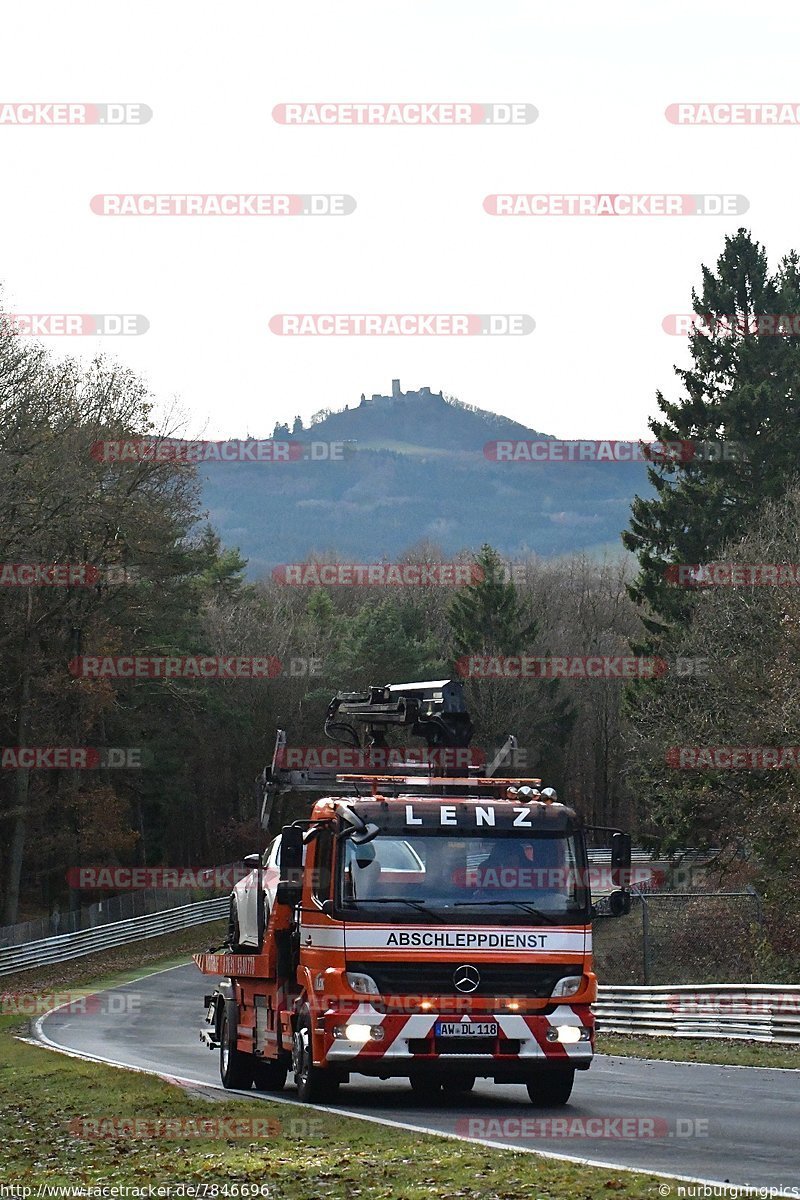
top-left (35, 963), bottom-right (800, 1191)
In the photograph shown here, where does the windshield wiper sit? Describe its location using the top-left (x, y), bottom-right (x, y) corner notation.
top-left (454, 899), bottom-right (561, 924)
top-left (345, 897), bottom-right (447, 923)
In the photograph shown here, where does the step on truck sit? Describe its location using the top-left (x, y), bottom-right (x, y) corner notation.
top-left (195, 679), bottom-right (631, 1105)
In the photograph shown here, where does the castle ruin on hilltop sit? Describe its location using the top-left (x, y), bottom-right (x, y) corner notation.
top-left (359, 379), bottom-right (444, 406)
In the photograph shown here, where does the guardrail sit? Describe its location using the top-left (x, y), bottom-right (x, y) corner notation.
top-left (0, 896), bottom-right (229, 977)
top-left (595, 984), bottom-right (800, 1045)
top-left (5, 900), bottom-right (798, 1050)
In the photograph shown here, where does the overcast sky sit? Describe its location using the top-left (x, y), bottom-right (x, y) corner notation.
top-left (3, 0), bottom-right (800, 440)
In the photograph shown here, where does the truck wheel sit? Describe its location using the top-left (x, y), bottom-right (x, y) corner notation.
top-left (292, 1007), bottom-right (339, 1103)
top-left (526, 1067), bottom-right (575, 1107)
top-left (220, 1005), bottom-right (254, 1090)
top-left (253, 1058), bottom-right (288, 1092)
top-left (442, 1075), bottom-right (475, 1093)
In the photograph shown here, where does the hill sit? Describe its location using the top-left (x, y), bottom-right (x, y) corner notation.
top-left (200, 383), bottom-right (650, 578)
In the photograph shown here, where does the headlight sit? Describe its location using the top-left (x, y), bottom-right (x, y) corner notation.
top-left (345, 971), bottom-right (379, 995)
top-left (551, 975), bottom-right (582, 998)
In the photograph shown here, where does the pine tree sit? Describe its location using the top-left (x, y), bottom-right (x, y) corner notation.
top-left (448, 545), bottom-right (536, 656)
top-left (446, 545), bottom-right (574, 788)
top-left (623, 229), bottom-right (800, 646)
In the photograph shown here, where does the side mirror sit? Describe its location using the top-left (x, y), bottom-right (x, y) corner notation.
top-left (337, 805), bottom-right (380, 845)
top-left (608, 889), bottom-right (632, 917)
top-left (276, 825), bottom-right (304, 907)
top-left (242, 853), bottom-right (260, 869)
top-left (352, 822), bottom-right (380, 846)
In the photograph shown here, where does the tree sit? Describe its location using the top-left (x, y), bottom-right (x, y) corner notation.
top-left (625, 485), bottom-right (800, 974)
top-left (448, 545), bottom-right (536, 657)
top-left (292, 416), bottom-right (303, 435)
top-left (193, 527), bottom-right (247, 599)
top-left (0, 321), bottom-right (207, 922)
top-left (332, 598), bottom-right (446, 692)
top-left (623, 229), bottom-right (800, 647)
top-left (446, 546), bottom-right (574, 789)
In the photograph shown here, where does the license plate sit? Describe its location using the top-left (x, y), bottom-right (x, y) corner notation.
top-left (435, 1021), bottom-right (498, 1038)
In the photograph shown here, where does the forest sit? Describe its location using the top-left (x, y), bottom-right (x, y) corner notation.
top-left (2, 229), bottom-right (799, 974)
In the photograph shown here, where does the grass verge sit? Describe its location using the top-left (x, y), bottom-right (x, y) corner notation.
top-left (0, 928), bottom-right (670, 1198)
top-left (598, 1033), bottom-right (800, 1070)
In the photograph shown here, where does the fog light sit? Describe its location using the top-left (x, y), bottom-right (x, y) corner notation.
top-left (345, 1023), bottom-right (371, 1041)
top-left (554, 1024), bottom-right (582, 1044)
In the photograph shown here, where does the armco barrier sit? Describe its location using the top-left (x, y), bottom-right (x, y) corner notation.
top-left (595, 984), bottom-right (800, 1045)
top-left (0, 896), bottom-right (228, 976)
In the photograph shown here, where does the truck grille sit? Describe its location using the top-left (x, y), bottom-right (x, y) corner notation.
top-left (407, 1036), bottom-right (522, 1056)
top-left (346, 960), bottom-right (580, 999)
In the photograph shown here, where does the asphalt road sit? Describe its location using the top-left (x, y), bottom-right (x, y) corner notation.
top-left (35, 963), bottom-right (800, 1191)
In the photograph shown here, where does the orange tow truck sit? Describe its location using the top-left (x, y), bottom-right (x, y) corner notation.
top-left (195, 680), bottom-right (631, 1105)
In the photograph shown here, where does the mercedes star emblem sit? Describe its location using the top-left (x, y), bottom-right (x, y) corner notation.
top-left (453, 964), bottom-right (481, 993)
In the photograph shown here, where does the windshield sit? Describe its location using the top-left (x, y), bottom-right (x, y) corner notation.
top-left (337, 831), bottom-right (589, 923)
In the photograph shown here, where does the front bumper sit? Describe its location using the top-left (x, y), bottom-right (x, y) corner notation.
top-left (320, 1003), bottom-right (594, 1072)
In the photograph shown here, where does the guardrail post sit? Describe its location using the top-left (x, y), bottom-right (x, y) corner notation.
top-left (642, 893), bottom-right (652, 984)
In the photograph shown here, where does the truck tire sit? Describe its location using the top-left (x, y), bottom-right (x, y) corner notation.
top-left (253, 1058), bottom-right (288, 1092)
top-left (526, 1067), bottom-right (575, 1106)
top-left (292, 1007), bottom-right (339, 1104)
top-left (220, 1004), bottom-right (254, 1090)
